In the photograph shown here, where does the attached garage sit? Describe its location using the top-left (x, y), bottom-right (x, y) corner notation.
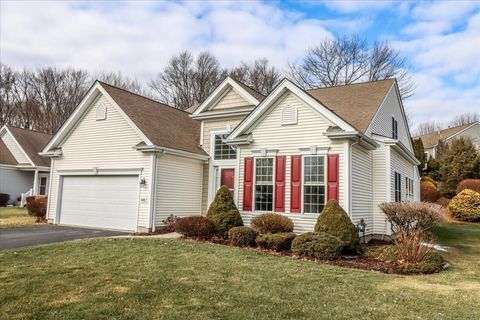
top-left (59, 176), bottom-right (139, 231)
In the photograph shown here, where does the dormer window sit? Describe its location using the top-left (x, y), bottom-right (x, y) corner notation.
top-left (96, 102), bottom-right (107, 121)
top-left (392, 117), bottom-right (398, 139)
top-left (281, 105), bottom-right (297, 125)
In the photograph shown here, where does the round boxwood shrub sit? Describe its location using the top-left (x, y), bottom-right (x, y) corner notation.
top-left (228, 226), bottom-right (258, 247)
top-left (448, 189), bottom-right (480, 222)
top-left (292, 232), bottom-right (344, 260)
top-left (256, 232), bottom-right (297, 252)
top-left (206, 186), bottom-right (243, 237)
top-left (314, 200), bottom-right (360, 252)
top-left (421, 176), bottom-right (437, 187)
top-left (250, 213), bottom-right (294, 234)
top-left (174, 216), bottom-right (216, 240)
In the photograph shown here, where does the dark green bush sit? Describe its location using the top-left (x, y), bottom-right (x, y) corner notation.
top-left (256, 232), bottom-right (297, 251)
top-left (228, 226), bottom-right (258, 247)
top-left (174, 216), bottom-right (216, 240)
top-left (0, 193), bottom-right (9, 206)
top-left (314, 200), bottom-right (360, 252)
top-left (250, 213), bottom-right (294, 234)
top-left (291, 232), bottom-right (344, 260)
top-left (206, 186), bottom-right (243, 237)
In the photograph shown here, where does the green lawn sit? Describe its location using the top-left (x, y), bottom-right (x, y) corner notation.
top-left (0, 223), bottom-right (479, 320)
top-left (0, 206), bottom-right (35, 228)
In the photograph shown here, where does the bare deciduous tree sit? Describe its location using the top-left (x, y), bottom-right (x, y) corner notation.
top-left (413, 121), bottom-right (443, 136)
top-left (288, 35), bottom-right (415, 99)
top-left (229, 58), bottom-right (282, 95)
top-left (448, 112), bottom-right (479, 127)
top-left (149, 51), bottom-right (225, 110)
top-left (94, 71), bottom-right (150, 96)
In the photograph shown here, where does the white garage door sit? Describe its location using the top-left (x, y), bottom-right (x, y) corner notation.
top-left (59, 175), bottom-right (139, 231)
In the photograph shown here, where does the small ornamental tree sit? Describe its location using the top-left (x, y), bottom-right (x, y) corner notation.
top-left (439, 137), bottom-right (480, 196)
top-left (206, 185), bottom-right (243, 237)
top-left (314, 200), bottom-right (360, 252)
top-left (413, 138), bottom-right (425, 171)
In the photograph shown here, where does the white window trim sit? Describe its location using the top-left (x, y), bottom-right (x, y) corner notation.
top-left (253, 156), bottom-right (275, 213)
top-left (302, 155), bottom-right (327, 214)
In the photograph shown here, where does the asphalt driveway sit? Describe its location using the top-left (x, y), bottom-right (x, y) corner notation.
top-left (0, 225), bottom-right (128, 250)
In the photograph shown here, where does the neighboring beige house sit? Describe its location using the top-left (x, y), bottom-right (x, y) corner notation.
top-left (42, 77), bottom-right (420, 237)
top-left (415, 122), bottom-right (480, 162)
top-left (0, 125), bottom-right (51, 205)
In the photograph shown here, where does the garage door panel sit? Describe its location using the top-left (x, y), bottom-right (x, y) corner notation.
top-left (60, 176), bottom-right (138, 231)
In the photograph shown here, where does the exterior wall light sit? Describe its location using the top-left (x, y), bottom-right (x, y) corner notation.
top-left (140, 177), bottom-right (147, 187)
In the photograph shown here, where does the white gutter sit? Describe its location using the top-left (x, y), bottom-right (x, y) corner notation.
top-left (323, 131), bottom-right (379, 150)
top-left (134, 145), bottom-right (209, 161)
top-left (190, 107), bottom-right (254, 120)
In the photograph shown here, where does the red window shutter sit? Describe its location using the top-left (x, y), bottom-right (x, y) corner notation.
top-left (243, 157), bottom-right (254, 211)
top-left (327, 154), bottom-right (339, 201)
top-left (274, 156), bottom-right (286, 212)
top-left (290, 155), bottom-right (302, 213)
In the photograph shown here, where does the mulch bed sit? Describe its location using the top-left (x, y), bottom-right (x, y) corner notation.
top-left (185, 236), bottom-right (446, 275)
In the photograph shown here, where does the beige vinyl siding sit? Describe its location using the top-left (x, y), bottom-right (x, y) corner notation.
top-left (237, 91), bottom-right (346, 234)
top-left (351, 145), bottom-right (373, 234)
top-left (201, 163), bottom-right (210, 213)
top-left (201, 117), bottom-right (244, 154)
top-left (390, 148), bottom-right (415, 202)
top-left (47, 95), bottom-right (152, 229)
top-left (1, 132), bottom-right (30, 164)
top-left (154, 154), bottom-right (203, 226)
top-left (367, 85), bottom-right (413, 152)
top-left (209, 87), bottom-right (250, 110)
top-left (372, 145), bottom-right (389, 235)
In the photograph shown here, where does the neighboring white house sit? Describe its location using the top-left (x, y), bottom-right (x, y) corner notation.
top-left (414, 122), bottom-right (480, 162)
top-left (42, 77), bottom-right (420, 237)
top-left (0, 125), bottom-right (51, 205)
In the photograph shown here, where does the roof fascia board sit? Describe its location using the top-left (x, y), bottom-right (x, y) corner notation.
top-left (229, 79), bottom-right (355, 139)
top-left (383, 139), bottom-right (420, 165)
top-left (393, 80), bottom-right (414, 151)
top-left (323, 131), bottom-right (379, 150)
top-left (192, 77), bottom-right (260, 116)
top-left (2, 126), bottom-right (35, 166)
top-left (134, 145), bottom-right (209, 161)
top-left (190, 107), bottom-right (254, 120)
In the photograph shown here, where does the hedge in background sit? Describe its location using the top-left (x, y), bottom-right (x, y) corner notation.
top-left (292, 232), bottom-right (344, 260)
top-left (448, 189), bottom-right (480, 222)
top-left (256, 232), bottom-right (297, 252)
top-left (174, 216), bottom-right (216, 240)
top-left (228, 226), bottom-right (258, 247)
top-left (456, 179), bottom-right (480, 194)
top-left (314, 200), bottom-right (360, 252)
top-left (0, 193), bottom-right (9, 207)
top-left (251, 213), bottom-right (294, 234)
top-left (26, 196), bottom-right (48, 222)
top-left (206, 186), bottom-right (243, 238)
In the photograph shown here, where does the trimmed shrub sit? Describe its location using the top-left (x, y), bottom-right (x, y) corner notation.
top-left (421, 176), bottom-right (437, 187)
top-left (161, 214), bottom-right (178, 232)
top-left (456, 179), bottom-right (480, 194)
top-left (379, 202), bottom-right (444, 234)
top-left (314, 200), bottom-right (360, 252)
top-left (256, 232), bottom-right (297, 252)
top-left (420, 182), bottom-right (440, 203)
top-left (0, 193), bottom-right (9, 206)
top-left (251, 213), bottom-right (294, 234)
top-left (228, 226), bottom-right (258, 247)
top-left (448, 189), bottom-right (480, 222)
top-left (436, 197), bottom-right (451, 208)
top-left (174, 216), bottom-right (216, 239)
top-left (206, 186), bottom-right (243, 237)
top-left (402, 251), bottom-right (445, 274)
top-left (26, 196), bottom-right (47, 222)
top-left (292, 232), bottom-right (344, 260)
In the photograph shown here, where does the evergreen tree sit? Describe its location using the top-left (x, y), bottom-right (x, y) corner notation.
top-left (413, 138), bottom-right (425, 171)
top-left (206, 186), bottom-right (243, 237)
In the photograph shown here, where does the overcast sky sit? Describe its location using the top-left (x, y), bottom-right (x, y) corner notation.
top-left (1, 0), bottom-right (479, 128)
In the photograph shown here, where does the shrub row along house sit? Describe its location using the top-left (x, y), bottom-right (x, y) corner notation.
top-left (39, 77), bottom-right (420, 237)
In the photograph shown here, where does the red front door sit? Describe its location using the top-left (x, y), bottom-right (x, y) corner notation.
top-left (221, 169), bottom-right (235, 195)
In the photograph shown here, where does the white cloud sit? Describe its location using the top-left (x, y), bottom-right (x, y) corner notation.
top-left (0, 0), bottom-right (333, 80)
top-left (321, 0), bottom-right (394, 13)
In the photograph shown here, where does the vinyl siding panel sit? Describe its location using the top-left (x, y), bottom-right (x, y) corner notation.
top-left (1, 132), bottom-right (30, 164)
top-left (237, 91), bottom-right (346, 234)
top-left (372, 146), bottom-right (388, 235)
top-left (47, 95), bottom-right (152, 229)
top-left (351, 145), bottom-right (373, 234)
top-left (155, 154), bottom-right (203, 226)
top-left (367, 85), bottom-right (412, 151)
top-left (390, 148), bottom-right (415, 202)
top-left (210, 88), bottom-right (250, 110)
top-left (0, 167), bottom-right (34, 203)
top-left (448, 123), bottom-right (480, 148)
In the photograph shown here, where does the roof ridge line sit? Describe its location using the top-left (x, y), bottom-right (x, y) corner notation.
top-left (306, 78), bottom-right (394, 91)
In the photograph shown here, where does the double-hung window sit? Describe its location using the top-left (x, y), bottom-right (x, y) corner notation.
top-left (405, 177), bottom-right (414, 201)
top-left (394, 172), bottom-right (402, 202)
top-left (303, 156), bottom-right (326, 213)
top-left (254, 158), bottom-right (274, 211)
top-left (214, 134), bottom-right (236, 160)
